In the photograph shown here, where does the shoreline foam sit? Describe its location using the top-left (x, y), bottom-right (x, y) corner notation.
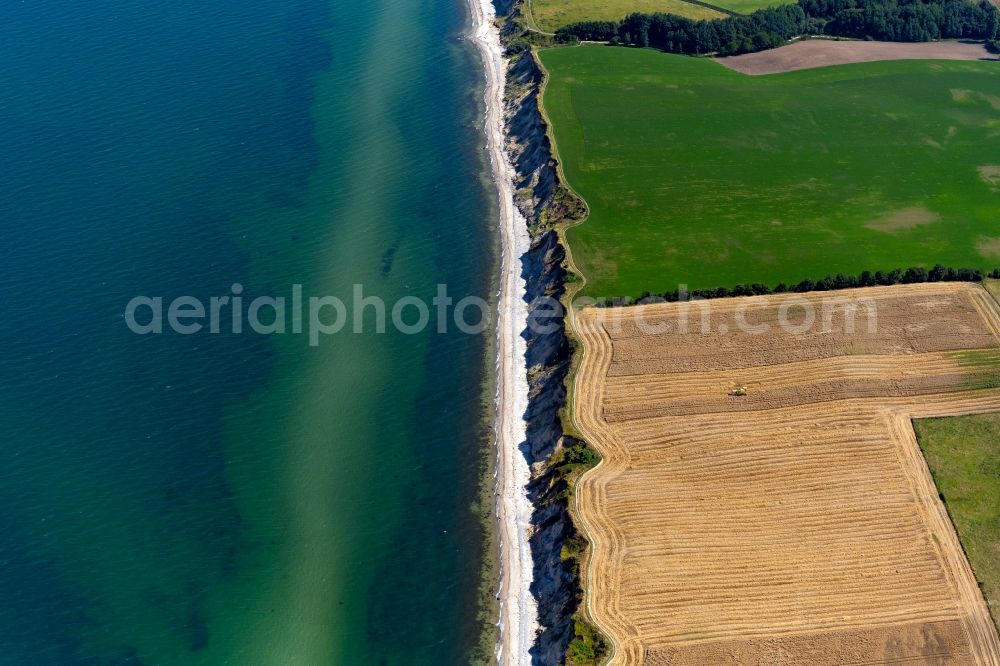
top-left (466, 0), bottom-right (538, 663)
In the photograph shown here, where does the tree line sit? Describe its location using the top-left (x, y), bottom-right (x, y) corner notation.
top-left (594, 266), bottom-right (1000, 307)
top-left (555, 0), bottom-right (999, 56)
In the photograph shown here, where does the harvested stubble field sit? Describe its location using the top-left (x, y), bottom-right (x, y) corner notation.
top-left (573, 283), bottom-right (1000, 665)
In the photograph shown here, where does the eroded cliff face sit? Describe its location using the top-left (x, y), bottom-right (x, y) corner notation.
top-left (522, 231), bottom-right (575, 665)
top-left (505, 53), bottom-right (559, 233)
top-left (501, 39), bottom-right (582, 665)
top-left (492, 0), bottom-right (518, 18)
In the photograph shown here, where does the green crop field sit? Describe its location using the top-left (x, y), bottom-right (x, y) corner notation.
top-left (538, 46), bottom-right (1000, 298)
top-left (914, 412), bottom-right (1000, 632)
top-left (527, 0), bottom-right (726, 33)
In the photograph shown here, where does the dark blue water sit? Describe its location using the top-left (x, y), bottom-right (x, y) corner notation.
top-left (0, 0), bottom-right (496, 663)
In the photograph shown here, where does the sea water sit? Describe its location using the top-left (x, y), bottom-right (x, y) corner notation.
top-left (0, 0), bottom-right (496, 662)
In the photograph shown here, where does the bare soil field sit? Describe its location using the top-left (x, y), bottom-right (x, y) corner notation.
top-left (716, 39), bottom-right (997, 75)
top-left (573, 283), bottom-right (1000, 665)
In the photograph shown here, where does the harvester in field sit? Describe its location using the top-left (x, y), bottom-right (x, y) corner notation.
top-left (728, 383), bottom-right (749, 397)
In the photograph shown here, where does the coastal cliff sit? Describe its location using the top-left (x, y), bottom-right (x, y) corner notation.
top-left (497, 16), bottom-right (598, 663)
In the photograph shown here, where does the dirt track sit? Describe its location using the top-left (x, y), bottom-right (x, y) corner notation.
top-left (573, 283), bottom-right (1000, 665)
top-left (716, 40), bottom-right (997, 75)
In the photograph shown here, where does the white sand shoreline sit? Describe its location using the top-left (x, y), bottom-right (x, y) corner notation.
top-left (466, 0), bottom-right (537, 663)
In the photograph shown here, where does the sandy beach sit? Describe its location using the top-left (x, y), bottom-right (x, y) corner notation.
top-left (467, 0), bottom-right (538, 663)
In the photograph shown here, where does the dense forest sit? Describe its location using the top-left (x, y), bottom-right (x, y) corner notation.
top-left (554, 0), bottom-right (1000, 55)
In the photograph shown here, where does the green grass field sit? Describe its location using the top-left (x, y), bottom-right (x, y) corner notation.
top-left (710, 0), bottom-right (794, 11)
top-left (987, 278), bottom-right (1000, 302)
top-left (527, 0), bottom-right (726, 33)
top-left (538, 46), bottom-right (1000, 298)
top-left (914, 413), bottom-right (1000, 632)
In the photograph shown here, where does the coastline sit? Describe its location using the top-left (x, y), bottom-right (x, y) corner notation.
top-left (484, 4), bottom-right (608, 658)
top-left (466, 0), bottom-right (538, 663)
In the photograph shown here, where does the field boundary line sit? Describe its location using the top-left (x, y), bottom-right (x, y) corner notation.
top-left (987, 280), bottom-right (1000, 307)
top-left (678, 0), bottom-right (742, 16)
top-left (572, 312), bottom-right (633, 665)
top-left (533, 46), bottom-right (592, 440)
top-left (971, 284), bottom-right (1000, 342)
top-left (530, 44), bottom-right (620, 663)
top-left (889, 408), bottom-right (1000, 665)
top-left (522, 0), bottom-right (555, 35)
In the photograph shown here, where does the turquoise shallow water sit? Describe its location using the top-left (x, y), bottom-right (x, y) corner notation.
top-left (0, 0), bottom-right (496, 663)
